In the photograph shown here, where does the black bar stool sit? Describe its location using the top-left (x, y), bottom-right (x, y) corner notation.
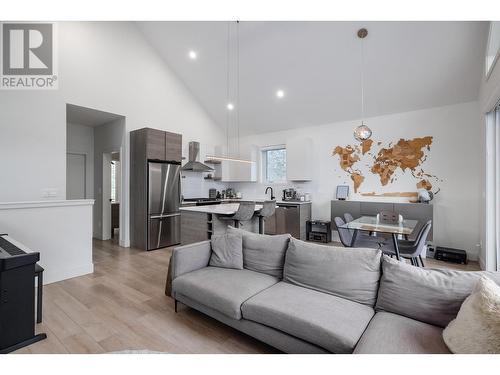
top-left (34, 264), bottom-right (44, 324)
top-left (257, 200), bottom-right (276, 234)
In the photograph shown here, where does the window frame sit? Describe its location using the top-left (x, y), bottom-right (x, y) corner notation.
top-left (261, 145), bottom-right (287, 183)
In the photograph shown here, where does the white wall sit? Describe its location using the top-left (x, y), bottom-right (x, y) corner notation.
top-left (0, 200), bottom-right (94, 284)
top-left (66, 122), bottom-right (94, 199)
top-left (234, 101), bottom-right (482, 260)
top-left (0, 22), bottom-right (225, 249)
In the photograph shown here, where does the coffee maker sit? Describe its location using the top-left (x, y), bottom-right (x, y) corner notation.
top-left (282, 188), bottom-right (297, 201)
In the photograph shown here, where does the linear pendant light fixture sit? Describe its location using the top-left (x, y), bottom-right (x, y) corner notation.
top-left (206, 21), bottom-right (253, 164)
top-left (353, 28), bottom-right (373, 142)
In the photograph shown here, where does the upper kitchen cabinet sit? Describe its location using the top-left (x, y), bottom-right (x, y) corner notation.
top-left (131, 128), bottom-right (182, 162)
top-left (146, 128), bottom-right (166, 160)
top-left (286, 137), bottom-right (313, 181)
top-left (165, 131), bottom-right (182, 162)
top-left (219, 159), bottom-right (257, 182)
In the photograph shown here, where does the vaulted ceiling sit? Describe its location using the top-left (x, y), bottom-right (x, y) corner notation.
top-left (137, 21), bottom-right (488, 135)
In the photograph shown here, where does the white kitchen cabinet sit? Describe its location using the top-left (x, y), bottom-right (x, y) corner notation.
top-left (214, 159), bottom-right (257, 182)
top-left (286, 137), bottom-right (313, 181)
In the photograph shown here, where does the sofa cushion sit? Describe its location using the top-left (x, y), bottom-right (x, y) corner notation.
top-left (227, 226), bottom-right (291, 278)
top-left (376, 256), bottom-right (500, 328)
top-left (283, 238), bottom-right (382, 306)
top-left (353, 312), bottom-right (451, 354)
top-left (241, 282), bottom-right (375, 353)
top-left (172, 267), bottom-right (278, 320)
top-left (209, 233), bottom-right (243, 270)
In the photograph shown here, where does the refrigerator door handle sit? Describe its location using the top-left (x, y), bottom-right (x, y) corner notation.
top-left (150, 213), bottom-right (181, 219)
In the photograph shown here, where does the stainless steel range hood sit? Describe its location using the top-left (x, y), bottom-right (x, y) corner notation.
top-left (181, 141), bottom-right (214, 172)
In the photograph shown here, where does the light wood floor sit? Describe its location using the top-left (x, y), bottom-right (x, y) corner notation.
top-left (14, 239), bottom-right (278, 354)
top-left (14, 239), bottom-right (479, 354)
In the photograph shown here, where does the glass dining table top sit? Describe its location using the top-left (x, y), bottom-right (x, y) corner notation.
top-left (339, 216), bottom-right (418, 236)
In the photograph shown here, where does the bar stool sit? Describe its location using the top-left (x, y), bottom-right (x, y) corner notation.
top-left (220, 202), bottom-right (256, 228)
top-left (256, 200), bottom-right (276, 234)
top-left (34, 264), bottom-right (44, 324)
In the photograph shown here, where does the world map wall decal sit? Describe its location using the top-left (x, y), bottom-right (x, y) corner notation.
top-left (332, 136), bottom-right (441, 196)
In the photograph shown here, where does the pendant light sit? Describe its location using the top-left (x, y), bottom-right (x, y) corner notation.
top-left (353, 28), bottom-right (372, 142)
top-left (206, 21), bottom-right (253, 164)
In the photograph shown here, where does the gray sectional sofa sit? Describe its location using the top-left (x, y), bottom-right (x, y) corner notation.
top-left (170, 227), bottom-right (500, 354)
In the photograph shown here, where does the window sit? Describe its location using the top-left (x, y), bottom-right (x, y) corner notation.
top-left (262, 147), bottom-right (286, 183)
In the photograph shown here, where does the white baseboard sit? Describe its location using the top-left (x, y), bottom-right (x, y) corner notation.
top-left (43, 263), bottom-right (94, 285)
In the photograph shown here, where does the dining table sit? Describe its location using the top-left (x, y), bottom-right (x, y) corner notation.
top-left (339, 215), bottom-right (419, 260)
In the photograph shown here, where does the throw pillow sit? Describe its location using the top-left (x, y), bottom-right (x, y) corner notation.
top-left (443, 276), bottom-right (500, 354)
top-left (209, 233), bottom-right (243, 270)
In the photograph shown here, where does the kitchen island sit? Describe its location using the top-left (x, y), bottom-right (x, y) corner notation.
top-left (180, 203), bottom-right (263, 245)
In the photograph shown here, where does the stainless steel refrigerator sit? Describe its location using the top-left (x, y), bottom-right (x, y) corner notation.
top-left (148, 161), bottom-right (181, 250)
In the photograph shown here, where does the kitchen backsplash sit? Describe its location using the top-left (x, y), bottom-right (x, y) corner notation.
top-left (181, 171), bottom-right (313, 201)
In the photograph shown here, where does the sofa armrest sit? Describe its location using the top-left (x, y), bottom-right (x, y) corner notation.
top-left (171, 240), bottom-right (212, 280)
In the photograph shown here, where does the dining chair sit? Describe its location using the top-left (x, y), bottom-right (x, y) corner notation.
top-left (380, 220), bottom-right (432, 267)
top-left (334, 217), bottom-right (382, 249)
top-left (343, 213), bottom-right (354, 223)
top-left (220, 202), bottom-right (256, 228)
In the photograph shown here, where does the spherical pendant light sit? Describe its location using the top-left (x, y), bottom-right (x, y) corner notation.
top-left (354, 122), bottom-right (372, 141)
top-left (354, 28), bottom-right (372, 142)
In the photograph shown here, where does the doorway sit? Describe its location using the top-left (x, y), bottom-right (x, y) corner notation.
top-left (66, 103), bottom-right (126, 244)
top-left (102, 151), bottom-right (121, 240)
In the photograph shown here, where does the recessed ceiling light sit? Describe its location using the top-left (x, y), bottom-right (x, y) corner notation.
top-left (276, 89), bottom-right (285, 98)
top-left (188, 50), bottom-right (197, 60)
top-left (226, 103), bottom-right (234, 111)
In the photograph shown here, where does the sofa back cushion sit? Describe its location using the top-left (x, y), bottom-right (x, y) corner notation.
top-left (227, 226), bottom-right (291, 278)
top-left (283, 238), bottom-right (382, 306)
top-left (376, 256), bottom-right (500, 328)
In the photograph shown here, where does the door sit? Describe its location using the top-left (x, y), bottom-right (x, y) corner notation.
top-left (148, 214), bottom-right (181, 250)
top-left (66, 153), bottom-right (86, 199)
top-left (148, 162), bottom-right (181, 215)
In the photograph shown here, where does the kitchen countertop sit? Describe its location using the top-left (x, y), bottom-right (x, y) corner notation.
top-left (221, 198), bottom-right (312, 205)
top-left (180, 203), bottom-right (264, 215)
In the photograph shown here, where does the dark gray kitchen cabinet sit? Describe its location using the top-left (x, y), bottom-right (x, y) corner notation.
top-left (146, 128), bottom-right (166, 160)
top-left (165, 131), bottom-right (182, 162)
top-left (265, 202), bottom-right (311, 240)
top-left (130, 127), bottom-right (182, 249)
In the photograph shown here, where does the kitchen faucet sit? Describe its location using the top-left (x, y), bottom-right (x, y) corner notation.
top-left (265, 187), bottom-right (275, 200)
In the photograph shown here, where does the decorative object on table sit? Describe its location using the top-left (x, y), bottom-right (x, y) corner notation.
top-left (209, 233), bottom-right (244, 270)
top-left (336, 185), bottom-right (349, 200)
top-left (306, 220), bottom-right (332, 243)
top-left (353, 28), bottom-right (372, 142)
top-left (417, 188), bottom-right (433, 203)
top-left (435, 246), bottom-right (468, 264)
top-left (442, 276), bottom-right (500, 354)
